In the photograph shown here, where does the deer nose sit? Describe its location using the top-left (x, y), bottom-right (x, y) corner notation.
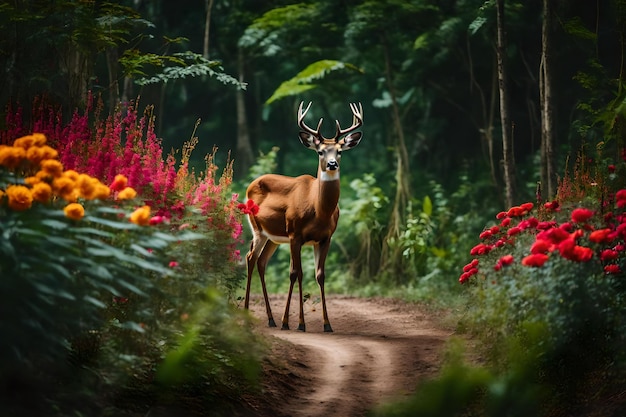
top-left (327, 159), bottom-right (338, 170)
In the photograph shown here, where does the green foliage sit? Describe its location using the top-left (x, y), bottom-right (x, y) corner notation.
top-left (265, 60), bottom-right (363, 104)
top-left (132, 51), bottom-right (246, 88)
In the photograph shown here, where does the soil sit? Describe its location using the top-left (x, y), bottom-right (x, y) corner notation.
top-left (239, 294), bottom-right (452, 417)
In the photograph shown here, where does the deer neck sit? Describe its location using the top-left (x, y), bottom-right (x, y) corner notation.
top-left (316, 168), bottom-right (341, 216)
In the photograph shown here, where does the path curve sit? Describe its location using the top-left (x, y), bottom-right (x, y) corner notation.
top-left (243, 294), bottom-right (451, 417)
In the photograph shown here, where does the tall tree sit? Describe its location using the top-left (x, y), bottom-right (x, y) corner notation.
top-left (495, 0), bottom-right (516, 207)
top-left (540, 0), bottom-right (556, 199)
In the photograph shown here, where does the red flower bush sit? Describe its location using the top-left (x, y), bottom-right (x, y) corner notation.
top-left (459, 192), bottom-right (626, 284)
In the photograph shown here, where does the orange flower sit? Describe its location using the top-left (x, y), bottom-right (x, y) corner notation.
top-left (93, 183), bottom-right (111, 200)
top-left (110, 174), bottom-right (128, 192)
top-left (64, 203), bottom-right (85, 220)
top-left (52, 176), bottom-right (77, 202)
top-left (40, 160), bottom-right (64, 177)
top-left (6, 185), bottom-right (33, 211)
top-left (31, 182), bottom-right (52, 203)
top-left (24, 176), bottom-right (40, 186)
top-left (76, 174), bottom-right (99, 200)
top-left (13, 135), bottom-right (36, 149)
top-left (130, 205), bottom-right (151, 226)
top-left (0, 146), bottom-right (26, 169)
top-left (117, 186), bottom-right (137, 200)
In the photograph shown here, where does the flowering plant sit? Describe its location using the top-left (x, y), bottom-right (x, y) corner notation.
top-left (458, 155), bottom-right (626, 401)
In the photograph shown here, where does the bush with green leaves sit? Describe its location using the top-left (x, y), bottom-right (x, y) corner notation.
top-left (0, 131), bottom-right (262, 416)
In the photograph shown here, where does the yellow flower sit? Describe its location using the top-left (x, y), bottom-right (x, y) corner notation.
top-left (64, 203), bottom-right (85, 221)
top-left (31, 182), bottom-right (52, 203)
top-left (130, 205), bottom-right (151, 226)
top-left (6, 185), bottom-right (33, 211)
top-left (0, 146), bottom-right (26, 169)
top-left (117, 186), bottom-right (137, 200)
top-left (40, 160), bottom-right (64, 177)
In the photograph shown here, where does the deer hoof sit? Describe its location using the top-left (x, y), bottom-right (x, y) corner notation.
top-left (324, 324), bottom-right (333, 333)
top-left (281, 323), bottom-right (290, 330)
top-left (268, 318), bottom-right (277, 328)
top-left (297, 324), bottom-right (306, 332)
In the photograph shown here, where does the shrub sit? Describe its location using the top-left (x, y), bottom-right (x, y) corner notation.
top-left (0, 106), bottom-right (260, 415)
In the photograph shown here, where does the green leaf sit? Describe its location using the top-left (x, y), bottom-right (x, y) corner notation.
top-left (265, 60), bottom-right (363, 105)
top-left (423, 195), bottom-right (433, 217)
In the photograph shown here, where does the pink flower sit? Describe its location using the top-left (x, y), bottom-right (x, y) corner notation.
top-left (169, 261), bottom-right (179, 268)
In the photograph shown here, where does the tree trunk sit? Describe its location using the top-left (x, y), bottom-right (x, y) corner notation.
top-left (540, 0), bottom-right (556, 200)
top-left (235, 47), bottom-right (254, 178)
top-left (380, 35), bottom-right (411, 274)
top-left (106, 48), bottom-right (120, 113)
top-left (495, 0), bottom-right (516, 208)
top-left (203, 0), bottom-right (214, 59)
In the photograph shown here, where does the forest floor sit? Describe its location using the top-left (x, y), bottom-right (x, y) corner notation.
top-left (239, 294), bottom-right (453, 417)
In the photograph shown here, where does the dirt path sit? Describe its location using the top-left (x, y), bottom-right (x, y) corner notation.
top-left (242, 294), bottom-right (452, 417)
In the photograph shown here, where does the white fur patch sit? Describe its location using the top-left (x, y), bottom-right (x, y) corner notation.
top-left (320, 170), bottom-right (340, 182)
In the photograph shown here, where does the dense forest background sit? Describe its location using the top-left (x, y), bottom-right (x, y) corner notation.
top-left (1, 0), bottom-right (625, 288)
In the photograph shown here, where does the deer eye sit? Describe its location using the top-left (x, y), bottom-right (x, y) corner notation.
top-left (317, 151), bottom-right (324, 156)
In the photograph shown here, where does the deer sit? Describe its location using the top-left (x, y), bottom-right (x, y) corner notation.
top-left (242, 102), bottom-right (363, 332)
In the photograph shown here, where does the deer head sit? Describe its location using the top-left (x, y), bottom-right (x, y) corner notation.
top-left (297, 102), bottom-right (363, 178)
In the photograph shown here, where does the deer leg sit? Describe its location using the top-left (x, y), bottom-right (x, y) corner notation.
top-left (314, 240), bottom-right (333, 332)
top-left (245, 232), bottom-right (270, 313)
top-left (282, 240), bottom-right (305, 331)
top-left (257, 241), bottom-right (278, 327)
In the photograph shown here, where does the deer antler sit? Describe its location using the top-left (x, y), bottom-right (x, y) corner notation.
top-left (334, 102), bottom-right (363, 141)
top-left (298, 102), bottom-right (324, 137)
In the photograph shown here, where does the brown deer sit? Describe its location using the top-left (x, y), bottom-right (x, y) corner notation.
top-left (242, 102), bottom-right (363, 332)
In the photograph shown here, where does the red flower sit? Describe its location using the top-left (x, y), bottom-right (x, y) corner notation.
top-left (237, 199), bottom-right (260, 215)
top-left (600, 249), bottom-right (619, 262)
top-left (470, 243), bottom-right (492, 256)
top-left (531, 239), bottom-right (552, 254)
top-left (589, 228), bottom-right (613, 244)
top-left (479, 230), bottom-right (492, 240)
top-left (507, 226), bottom-right (522, 236)
top-left (499, 254), bottom-right (514, 266)
top-left (489, 225), bottom-right (501, 234)
top-left (604, 264), bottom-right (622, 274)
top-left (500, 217), bottom-right (512, 227)
top-left (571, 208), bottom-right (594, 224)
top-left (520, 202), bottom-right (534, 212)
top-left (169, 261), bottom-right (179, 268)
top-left (615, 189), bottom-right (626, 202)
top-left (521, 253), bottom-right (549, 267)
top-left (544, 201), bottom-right (560, 211)
top-left (608, 164), bottom-right (616, 173)
top-left (496, 211), bottom-right (507, 219)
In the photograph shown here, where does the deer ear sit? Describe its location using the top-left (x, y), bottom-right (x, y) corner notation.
top-left (339, 132), bottom-right (362, 150)
top-left (299, 131), bottom-right (319, 149)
